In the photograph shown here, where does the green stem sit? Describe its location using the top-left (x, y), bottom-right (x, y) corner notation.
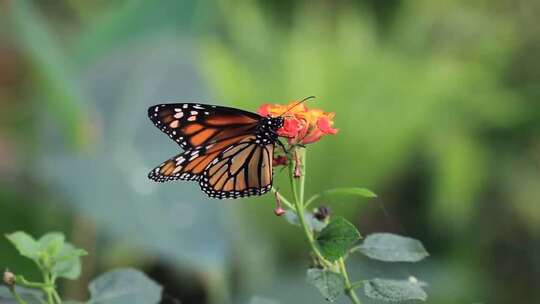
top-left (288, 148), bottom-right (331, 268)
top-left (297, 148), bottom-right (306, 204)
top-left (52, 290), bottom-right (62, 304)
top-left (350, 281), bottom-right (364, 290)
top-left (287, 147), bottom-right (361, 304)
top-left (338, 258), bottom-right (362, 304)
top-left (304, 193), bottom-right (320, 209)
top-left (8, 286), bottom-right (29, 304)
top-left (42, 273), bottom-right (56, 304)
top-left (16, 276), bottom-right (53, 289)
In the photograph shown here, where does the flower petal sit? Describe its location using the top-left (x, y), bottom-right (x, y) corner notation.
top-left (317, 115), bottom-right (339, 135)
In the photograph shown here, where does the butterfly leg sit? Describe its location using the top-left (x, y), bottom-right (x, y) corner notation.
top-left (276, 139), bottom-right (288, 154)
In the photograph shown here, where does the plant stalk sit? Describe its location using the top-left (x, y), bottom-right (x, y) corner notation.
top-left (339, 258), bottom-right (362, 304)
top-left (42, 272), bottom-right (56, 304)
top-left (288, 147), bottom-right (361, 304)
top-left (297, 148), bottom-right (306, 204)
top-left (288, 148), bottom-right (330, 267)
top-left (8, 286), bottom-right (29, 304)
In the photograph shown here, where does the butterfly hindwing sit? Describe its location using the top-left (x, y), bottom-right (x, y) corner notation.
top-left (199, 138), bottom-right (274, 199)
top-left (148, 147), bottom-right (214, 182)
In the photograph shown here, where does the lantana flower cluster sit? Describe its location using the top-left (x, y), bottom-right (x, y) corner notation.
top-left (258, 101), bottom-right (339, 145)
top-left (259, 99), bottom-right (339, 216)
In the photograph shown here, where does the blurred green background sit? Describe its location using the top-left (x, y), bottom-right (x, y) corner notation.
top-left (1, 0), bottom-right (539, 303)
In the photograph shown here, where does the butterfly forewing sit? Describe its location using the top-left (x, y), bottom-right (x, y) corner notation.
top-left (148, 103), bottom-right (260, 149)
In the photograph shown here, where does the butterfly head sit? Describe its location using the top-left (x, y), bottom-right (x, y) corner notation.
top-left (271, 116), bottom-right (284, 130)
top-left (257, 116), bottom-right (284, 143)
top-left (261, 116), bottom-right (284, 132)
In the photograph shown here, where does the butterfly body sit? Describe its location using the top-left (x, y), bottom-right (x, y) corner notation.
top-left (254, 116), bottom-right (284, 145)
top-left (148, 103), bottom-right (284, 199)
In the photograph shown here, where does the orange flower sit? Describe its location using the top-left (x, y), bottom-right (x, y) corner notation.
top-left (258, 100), bottom-right (338, 145)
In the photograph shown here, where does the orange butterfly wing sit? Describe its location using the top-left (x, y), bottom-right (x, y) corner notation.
top-left (200, 140), bottom-right (274, 199)
top-left (148, 103), bottom-right (267, 185)
top-left (148, 134), bottom-right (257, 183)
top-left (148, 103), bottom-right (260, 149)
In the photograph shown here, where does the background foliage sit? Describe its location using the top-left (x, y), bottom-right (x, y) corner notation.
top-left (1, 0), bottom-right (539, 303)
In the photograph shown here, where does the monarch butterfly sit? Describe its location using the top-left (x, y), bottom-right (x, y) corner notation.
top-left (147, 99), bottom-right (311, 199)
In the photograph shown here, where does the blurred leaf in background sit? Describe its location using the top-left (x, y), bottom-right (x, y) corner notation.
top-left (1, 0), bottom-right (539, 304)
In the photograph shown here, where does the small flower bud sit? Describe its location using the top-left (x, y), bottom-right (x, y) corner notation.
top-left (272, 155), bottom-right (288, 167)
top-left (314, 205), bottom-right (331, 221)
top-left (294, 152), bottom-right (302, 178)
top-left (273, 191), bottom-right (286, 216)
top-left (274, 206), bottom-right (286, 216)
top-left (3, 270), bottom-right (15, 286)
top-left (274, 191), bottom-right (285, 216)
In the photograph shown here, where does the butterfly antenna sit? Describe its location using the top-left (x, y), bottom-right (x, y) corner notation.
top-left (278, 96), bottom-right (316, 117)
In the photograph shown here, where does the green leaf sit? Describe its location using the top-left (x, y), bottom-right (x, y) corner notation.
top-left (352, 233), bottom-right (428, 262)
top-left (363, 278), bottom-right (427, 302)
top-left (38, 232), bottom-right (65, 258)
top-left (5, 232), bottom-right (41, 261)
top-left (306, 187), bottom-right (377, 207)
top-left (316, 217), bottom-right (361, 261)
top-left (9, 0), bottom-right (90, 147)
top-left (51, 243), bottom-right (87, 280)
top-left (88, 268), bottom-right (162, 304)
top-left (0, 286), bottom-right (44, 304)
top-left (306, 268), bottom-right (345, 302)
top-left (322, 187), bottom-right (377, 198)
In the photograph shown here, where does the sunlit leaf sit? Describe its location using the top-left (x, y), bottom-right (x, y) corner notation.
top-left (316, 217), bottom-right (361, 261)
top-left (322, 188), bottom-right (377, 198)
top-left (352, 233), bottom-right (428, 262)
top-left (306, 188), bottom-right (377, 207)
top-left (88, 268), bottom-right (162, 304)
top-left (306, 269), bottom-right (345, 302)
top-left (38, 232), bottom-right (65, 258)
top-left (5, 232), bottom-right (40, 261)
top-left (9, 0), bottom-right (90, 147)
top-left (52, 243), bottom-right (87, 280)
top-left (363, 278), bottom-right (427, 302)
